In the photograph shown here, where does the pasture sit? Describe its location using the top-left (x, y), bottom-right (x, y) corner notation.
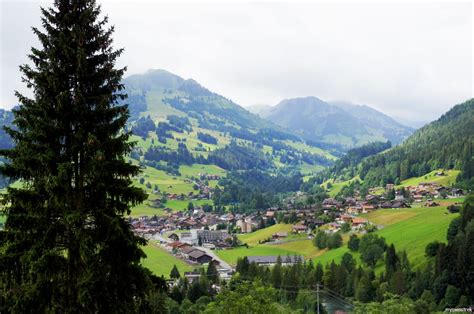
top-left (141, 242), bottom-right (195, 278)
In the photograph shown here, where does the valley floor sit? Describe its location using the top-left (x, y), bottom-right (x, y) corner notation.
top-left (141, 199), bottom-right (462, 277)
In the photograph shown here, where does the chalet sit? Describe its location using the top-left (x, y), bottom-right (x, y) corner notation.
top-left (413, 194), bottom-right (423, 202)
top-left (347, 206), bottom-right (362, 215)
top-left (272, 232), bottom-right (288, 239)
top-left (340, 215), bottom-right (353, 224)
top-left (351, 217), bottom-right (368, 227)
top-left (188, 250), bottom-right (213, 264)
top-left (365, 194), bottom-right (379, 203)
top-left (180, 245), bottom-right (198, 257)
top-left (362, 205), bottom-right (375, 214)
top-left (322, 198), bottom-right (339, 207)
top-left (344, 197), bottom-right (357, 206)
top-left (392, 201), bottom-right (411, 209)
top-left (167, 241), bottom-right (185, 251)
top-left (246, 255), bottom-right (303, 267)
top-left (292, 224), bottom-right (307, 233)
top-left (327, 222), bottom-right (341, 232)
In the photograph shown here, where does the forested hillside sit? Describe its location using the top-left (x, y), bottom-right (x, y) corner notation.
top-left (357, 99), bottom-right (474, 187)
top-left (123, 69), bottom-right (337, 175)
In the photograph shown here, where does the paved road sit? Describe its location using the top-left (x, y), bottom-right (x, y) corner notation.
top-left (196, 246), bottom-right (232, 270)
top-left (150, 233), bottom-right (173, 243)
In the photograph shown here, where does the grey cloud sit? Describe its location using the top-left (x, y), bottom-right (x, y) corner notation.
top-left (1, 1), bottom-right (472, 127)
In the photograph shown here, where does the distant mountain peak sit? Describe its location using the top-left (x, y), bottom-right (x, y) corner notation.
top-left (262, 96), bottom-right (413, 148)
top-left (178, 78), bottom-right (213, 97)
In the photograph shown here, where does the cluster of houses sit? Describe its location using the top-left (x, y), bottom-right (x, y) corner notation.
top-left (130, 209), bottom-right (233, 237)
top-left (402, 182), bottom-right (464, 202)
top-left (166, 241), bottom-right (214, 264)
top-left (132, 181), bottom-right (465, 241)
top-left (131, 178), bottom-right (466, 276)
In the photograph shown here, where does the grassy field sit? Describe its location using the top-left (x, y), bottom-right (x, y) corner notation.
top-left (141, 242), bottom-right (195, 277)
top-left (313, 205), bottom-right (460, 268)
top-left (216, 245), bottom-right (304, 265)
top-left (297, 162), bottom-right (325, 176)
top-left (238, 224), bottom-right (293, 246)
top-left (323, 176), bottom-right (362, 197)
top-left (271, 240), bottom-right (319, 258)
top-left (397, 169), bottom-right (460, 188)
top-left (179, 164), bottom-right (226, 178)
top-left (283, 141), bottom-right (338, 160)
top-left (130, 199), bottom-right (213, 217)
top-left (320, 169), bottom-right (460, 199)
top-left (218, 203), bottom-right (461, 269)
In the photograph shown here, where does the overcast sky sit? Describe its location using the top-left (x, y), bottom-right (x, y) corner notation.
top-left (1, 1), bottom-right (472, 127)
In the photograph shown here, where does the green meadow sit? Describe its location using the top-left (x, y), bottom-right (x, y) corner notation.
top-left (312, 205), bottom-right (459, 268)
top-left (323, 176), bottom-right (361, 197)
top-left (141, 242), bottom-right (196, 277)
top-left (216, 245), bottom-right (303, 265)
top-left (216, 204), bottom-right (460, 269)
top-left (238, 224), bottom-right (293, 246)
top-left (396, 169), bottom-right (460, 188)
top-left (179, 164), bottom-right (226, 178)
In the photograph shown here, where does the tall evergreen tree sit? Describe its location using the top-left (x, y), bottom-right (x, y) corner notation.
top-left (170, 264), bottom-right (181, 279)
top-left (385, 244), bottom-right (400, 281)
top-left (0, 1), bottom-right (150, 312)
top-left (207, 261), bottom-right (219, 284)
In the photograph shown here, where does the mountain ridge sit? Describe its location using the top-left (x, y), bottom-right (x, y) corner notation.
top-left (260, 96), bottom-right (413, 148)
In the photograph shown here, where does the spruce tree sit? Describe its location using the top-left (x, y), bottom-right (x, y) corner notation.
top-left (0, 0), bottom-right (150, 312)
top-left (206, 261), bottom-right (219, 284)
top-left (170, 264), bottom-right (181, 279)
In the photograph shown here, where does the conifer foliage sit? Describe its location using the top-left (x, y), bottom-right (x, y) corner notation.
top-left (0, 1), bottom-right (150, 312)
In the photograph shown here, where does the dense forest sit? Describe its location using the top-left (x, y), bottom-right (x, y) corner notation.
top-left (212, 170), bottom-right (302, 212)
top-left (311, 100), bottom-right (474, 191)
top-left (358, 100), bottom-right (473, 187)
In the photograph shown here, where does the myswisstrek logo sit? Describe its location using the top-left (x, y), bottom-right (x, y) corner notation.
top-left (445, 308), bottom-right (473, 313)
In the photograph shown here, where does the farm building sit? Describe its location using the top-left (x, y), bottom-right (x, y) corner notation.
top-left (188, 250), bottom-right (213, 264)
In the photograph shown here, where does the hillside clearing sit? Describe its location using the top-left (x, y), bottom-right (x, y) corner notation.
top-left (314, 205), bottom-right (460, 268)
top-left (397, 169), bottom-right (460, 188)
top-left (238, 224), bottom-right (293, 246)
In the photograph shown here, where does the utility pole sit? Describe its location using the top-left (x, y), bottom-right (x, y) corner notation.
top-left (317, 284), bottom-right (320, 314)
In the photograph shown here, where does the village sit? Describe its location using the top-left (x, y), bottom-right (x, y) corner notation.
top-left (130, 177), bottom-right (465, 284)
